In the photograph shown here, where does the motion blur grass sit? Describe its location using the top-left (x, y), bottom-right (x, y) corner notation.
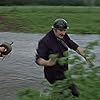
top-left (0, 6), bottom-right (100, 33)
top-left (16, 40), bottom-right (100, 100)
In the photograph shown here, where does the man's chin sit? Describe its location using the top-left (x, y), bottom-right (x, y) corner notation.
top-left (58, 36), bottom-right (64, 39)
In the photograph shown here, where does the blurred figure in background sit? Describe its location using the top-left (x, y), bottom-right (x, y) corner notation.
top-left (0, 42), bottom-right (12, 57)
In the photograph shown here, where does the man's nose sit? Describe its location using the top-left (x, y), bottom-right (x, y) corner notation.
top-left (61, 31), bottom-right (65, 35)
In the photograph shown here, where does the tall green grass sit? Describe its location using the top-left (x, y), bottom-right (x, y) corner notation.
top-left (16, 40), bottom-right (100, 100)
top-left (0, 6), bottom-right (100, 33)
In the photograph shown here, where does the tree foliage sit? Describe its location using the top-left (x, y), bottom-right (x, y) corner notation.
top-left (0, 0), bottom-right (100, 6)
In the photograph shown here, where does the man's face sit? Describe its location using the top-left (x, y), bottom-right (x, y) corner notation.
top-left (53, 28), bottom-right (66, 39)
top-left (0, 47), bottom-right (7, 53)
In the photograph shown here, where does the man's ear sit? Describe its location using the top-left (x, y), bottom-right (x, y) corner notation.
top-left (53, 28), bottom-right (57, 33)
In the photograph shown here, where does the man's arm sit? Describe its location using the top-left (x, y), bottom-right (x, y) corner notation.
top-left (76, 47), bottom-right (93, 65)
top-left (36, 57), bottom-right (56, 67)
top-left (76, 47), bottom-right (84, 57)
top-left (76, 46), bottom-right (88, 60)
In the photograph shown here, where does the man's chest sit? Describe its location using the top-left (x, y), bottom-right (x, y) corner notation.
top-left (47, 39), bottom-right (68, 56)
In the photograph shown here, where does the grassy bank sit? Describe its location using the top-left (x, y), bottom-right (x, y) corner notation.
top-left (0, 6), bottom-right (100, 33)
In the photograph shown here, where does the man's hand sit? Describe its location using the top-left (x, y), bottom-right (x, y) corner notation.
top-left (0, 46), bottom-right (7, 57)
top-left (84, 56), bottom-right (94, 66)
top-left (37, 58), bottom-right (57, 67)
top-left (76, 47), bottom-right (84, 56)
top-left (46, 58), bottom-right (57, 66)
top-left (76, 47), bottom-right (94, 65)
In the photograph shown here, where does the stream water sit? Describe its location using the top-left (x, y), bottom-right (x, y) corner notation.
top-left (0, 32), bottom-right (100, 100)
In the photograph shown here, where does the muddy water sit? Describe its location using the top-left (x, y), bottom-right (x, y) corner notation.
top-left (0, 32), bottom-right (100, 100)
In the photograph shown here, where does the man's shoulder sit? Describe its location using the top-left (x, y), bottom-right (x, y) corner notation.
top-left (40, 30), bottom-right (53, 42)
top-left (64, 33), bottom-right (70, 40)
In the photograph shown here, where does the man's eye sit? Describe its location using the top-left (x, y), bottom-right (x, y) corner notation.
top-left (59, 29), bottom-right (66, 31)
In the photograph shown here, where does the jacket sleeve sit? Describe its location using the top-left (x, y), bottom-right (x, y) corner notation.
top-left (65, 34), bottom-right (79, 51)
top-left (36, 39), bottom-right (49, 60)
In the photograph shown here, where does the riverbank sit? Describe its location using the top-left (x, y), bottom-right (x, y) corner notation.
top-left (0, 6), bottom-right (100, 33)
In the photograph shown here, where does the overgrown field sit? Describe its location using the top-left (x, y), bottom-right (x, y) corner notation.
top-left (0, 6), bottom-right (100, 33)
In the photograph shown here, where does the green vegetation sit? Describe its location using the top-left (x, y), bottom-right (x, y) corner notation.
top-left (0, 6), bottom-right (100, 33)
top-left (16, 40), bottom-right (100, 100)
top-left (0, 0), bottom-right (100, 6)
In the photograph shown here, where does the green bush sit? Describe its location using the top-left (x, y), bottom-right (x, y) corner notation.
top-left (16, 40), bottom-right (100, 100)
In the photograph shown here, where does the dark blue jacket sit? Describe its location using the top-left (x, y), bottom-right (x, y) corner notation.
top-left (36, 29), bottom-right (79, 84)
